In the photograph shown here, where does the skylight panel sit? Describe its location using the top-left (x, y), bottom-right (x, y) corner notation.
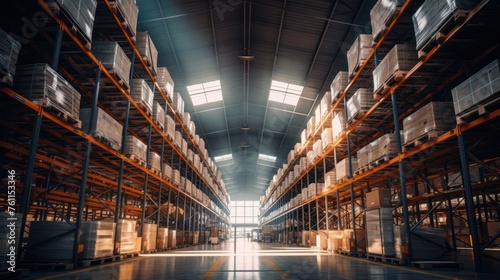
top-left (269, 80), bottom-right (303, 106)
top-left (187, 80), bottom-right (223, 106)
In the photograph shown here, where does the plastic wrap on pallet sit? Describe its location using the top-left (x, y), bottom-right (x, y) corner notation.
top-left (324, 170), bottom-right (336, 189)
top-left (0, 213), bottom-right (22, 270)
top-left (336, 157), bottom-right (357, 181)
top-left (112, 0), bottom-right (138, 36)
top-left (173, 92), bottom-right (184, 115)
top-left (331, 111), bottom-right (346, 139)
top-left (165, 114), bottom-right (176, 140)
top-left (132, 79), bottom-right (154, 114)
top-left (402, 102), bottom-right (455, 145)
top-left (172, 169), bottom-right (181, 185)
top-left (156, 67), bottom-right (174, 101)
top-left (163, 163), bottom-right (172, 180)
top-left (0, 28), bottom-right (21, 85)
top-left (140, 223), bottom-right (157, 251)
top-left (125, 135), bottom-right (147, 163)
top-left (187, 149), bottom-right (194, 164)
top-left (373, 44), bottom-right (418, 94)
top-left (321, 128), bottom-right (333, 150)
top-left (80, 221), bottom-right (115, 259)
top-left (346, 88), bottom-right (374, 122)
top-left (152, 102), bottom-right (166, 131)
top-left (53, 0), bottom-right (96, 43)
top-left (193, 154), bottom-right (201, 171)
top-left (287, 150), bottom-right (296, 165)
top-left (136, 31), bottom-right (158, 74)
top-left (313, 139), bottom-right (323, 159)
top-left (116, 219), bottom-right (137, 254)
top-left (189, 121), bottom-right (196, 136)
top-left (330, 71), bottom-right (349, 101)
top-left (321, 91), bottom-right (332, 115)
top-left (300, 129), bottom-right (307, 145)
top-left (80, 107), bottom-right (122, 151)
top-left (15, 64), bottom-right (81, 121)
top-left (366, 207), bottom-right (394, 256)
top-left (358, 133), bottom-right (398, 168)
top-left (148, 151), bottom-right (161, 173)
top-left (413, 0), bottom-right (481, 51)
top-left (92, 41), bottom-right (131, 88)
top-left (157, 228), bottom-right (169, 249)
top-left (452, 59), bottom-right (500, 115)
top-left (300, 157), bottom-right (307, 171)
top-left (393, 225), bottom-right (446, 260)
top-left (347, 34), bottom-right (373, 77)
top-left (370, 0), bottom-right (406, 42)
top-left (183, 112), bottom-right (191, 127)
top-left (27, 221), bottom-right (80, 260)
top-left (306, 116), bottom-right (315, 139)
top-left (315, 106), bottom-right (322, 127)
top-left (174, 131), bottom-right (182, 148)
top-left (181, 138), bottom-right (188, 156)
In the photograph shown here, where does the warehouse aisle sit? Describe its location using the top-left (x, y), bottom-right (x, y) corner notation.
top-left (25, 239), bottom-right (497, 280)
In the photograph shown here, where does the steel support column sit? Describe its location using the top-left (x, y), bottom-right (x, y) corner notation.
top-left (140, 123), bottom-right (153, 251)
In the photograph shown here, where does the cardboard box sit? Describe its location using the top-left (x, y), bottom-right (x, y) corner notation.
top-left (366, 189), bottom-right (392, 208)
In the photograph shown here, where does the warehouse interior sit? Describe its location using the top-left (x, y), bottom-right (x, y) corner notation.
top-left (1, 0), bottom-right (500, 279)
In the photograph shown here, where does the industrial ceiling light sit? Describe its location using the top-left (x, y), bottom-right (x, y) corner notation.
top-left (241, 124), bottom-right (251, 131)
top-left (238, 55), bottom-right (255, 61)
top-left (240, 141), bottom-right (251, 149)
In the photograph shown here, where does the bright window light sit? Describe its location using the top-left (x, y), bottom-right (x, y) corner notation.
top-left (214, 154), bottom-right (233, 162)
top-left (269, 80), bottom-right (303, 106)
top-left (187, 80), bottom-right (223, 106)
top-left (258, 154), bottom-right (276, 162)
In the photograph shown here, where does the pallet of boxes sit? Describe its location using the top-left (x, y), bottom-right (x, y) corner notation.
top-left (365, 188), bottom-right (396, 262)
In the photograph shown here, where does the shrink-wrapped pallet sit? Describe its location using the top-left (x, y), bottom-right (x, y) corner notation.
top-left (148, 151), bottom-right (161, 173)
top-left (173, 92), bottom-right (184, 115)
top-left (330, 71), bottom-right (349, 101)
top-left (370, 0), bottom-right (406, 42)
top-left (358, 133), bottom-right (398, 168)
top-left (125, 136), bottom-right (147, 163)
top-left (336, 157), bottom-right (357, 181)
top-left (452, 59), bottom-right (500, 115)
top-left (313, 139), bottom-right (322, 160)
top-left (324, 170), bottom-right (336, 189)
top-left (168, 229), bottom-right (177, 248)
top-left (306, 116), bottom-right (315, 139)
top-left (152, 102), bottom-right (166, 132)
top-left (136, 31), bottom-right (158, 75)
top-left (80, 107), bottom-right (122, 151)
top-left (140, 223), bottom-right (157, 251)
top-left (301, 129), bottom-right (307, 145)
top-left (402, 102), bottom-right (455, 145)
top-left (301, 187), bottom-right (308, 199)
top-left (80, 221), bottom-right (115, 259)
top-left (92, 41), bottom-right (131, 88)
top-left (157, 67), bottom-right (174, 101)
top-left (315, 106), bottom-right (322, 127)
top-left (373, 44), bottom-right (418, 95)
top-left (189, 121), bottom-right (196, 136)
top-left (413, 0), bottom-right (481, 51)
top-left (132, 79), bottom-right (154, 115)
top-left (110, 0), bottom-right (138, 36)
top-left (157, 228), bottom-right (169, 249)
top-left (287, 150), bottom-right (296, 165)
top-left (331, 111), bottom-right (346, 139)
top-left (165, 114), bottom-right (176, 140)
top-left (321, 91), bottom-right (332, 115)
top-left (15, 64), bottom-right (81, 121)
top-left (300, 157), bottom-right (307, 172)
top-left (294, 163), bottom-right (301, 178)
top-left (174, 131), bottom-right (182, 148)
top-left (0, 28), bottom-right (21, 85)
top-left (365, 208), bottom-right (394, 256)
top-left (0, 213), bottom-right (22, 270)
top-left (26, 221), bottom-right (78, 260)
top-left (393, 225), bottom-right (446, 260)
top-left (183, 112), bottom-right (191, 127)
top-left (51, 0), bottom-right (96, 44)
top-left (181, 138), bottom-right (188, 157)
top-left (187, 149), bottom-right (194, 164)
top-left (346, 88), bottom-right (374, 122)
top-left (116, 219), bottom-right (137, 254)
top-left (172, 169), bottom-right (181, 185)
top-left (321, 128), bottom-right (334, 149)
top-left (347, 34), bottom-right (373, 78)
top-left (163, 163), bottom-right (172, 180)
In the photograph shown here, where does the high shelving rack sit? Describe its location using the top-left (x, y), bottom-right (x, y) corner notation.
top-left (0, 0), bottom-right (230, 266)
top-left (258, 0), bottom-right (500, 272)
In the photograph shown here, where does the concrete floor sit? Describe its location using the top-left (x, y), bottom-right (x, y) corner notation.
top-left (24, 239), bottom-right (498, 280)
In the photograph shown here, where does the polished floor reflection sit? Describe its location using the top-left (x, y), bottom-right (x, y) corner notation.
top-left (25, 239), bottom-right (498, 280)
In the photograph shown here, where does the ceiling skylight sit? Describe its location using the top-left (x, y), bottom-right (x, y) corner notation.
top-left (269, 80), bottom-right (303, 106)
top-left (187, 80), bottom-right (223, 106)
top-left (214, 153), bottom-right (233, 167)
top-left (258, 154), bottom-right (276, 162)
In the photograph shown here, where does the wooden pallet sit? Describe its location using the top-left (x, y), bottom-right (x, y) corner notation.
top-left (354, 165), bottom-right (369, 176)
top-left (402, 130), bottom-right (440, 152)
top-left (372, 7), bottom-right (402, 44)
top-left (367, 155), bottom-right (395, 170)
top-left (33, 99), bottom-right (82, 129)
top-left (367, 254), bottom-right (405, 265)
top-left (47, 1), bottom-right (92, 50)
top-left (129, 154), bottom-right (147, 167)
top-left (108, 1), bottom-right (136, 40)
top-left (150, 167), bottom-right (161, 176)
top-left (79, 255), bottom-right (120, 267)
top-left (417, 9), bottom-right (469, 60)
top-left (411, 261), bottom-right (462, 269)
top-left (119, 252), bottom-right (140, 259)
top-left (335, 177), bottom-right (350, 185)
top-left (374, 70), bottom-right (407, 100)
top-left (107, 69), bottom-right (130, 92)
top-left (456, 95), bottom-right (500, 124)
